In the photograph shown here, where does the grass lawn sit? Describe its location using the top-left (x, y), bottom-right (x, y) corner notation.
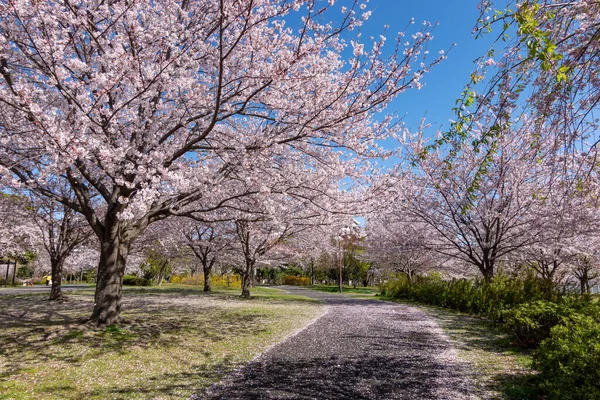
top-left (307, 284), bottom-right (380, 296)
top-left (0, 285), bottom-right (324, 399)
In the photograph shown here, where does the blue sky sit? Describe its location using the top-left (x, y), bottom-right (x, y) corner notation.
top-left (353, 0), bottom-right (493, 133)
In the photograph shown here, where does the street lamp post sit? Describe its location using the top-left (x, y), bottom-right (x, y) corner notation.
top-left (338, 236), bottom-right (343, 293)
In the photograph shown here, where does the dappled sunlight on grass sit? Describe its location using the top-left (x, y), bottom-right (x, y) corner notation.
top-left (0, 285), bottom-right (325, 399)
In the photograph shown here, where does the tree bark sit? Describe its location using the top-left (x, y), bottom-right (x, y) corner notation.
top-left (580, 274), bottom-right (590, 295)
top-left (11, 260), bottom-right (17, 285)
top-left (157, 261), bottom-right (168, 286)
top-left (338, 260), bottom-right (343, 293)
top-left (49, 258), bottom-right (64, 301)
top-left (203, 261), bottom-right (212, 292)
top-left (91, 235), bottom-right (130, 326)
top-left (241, 259), bottom-right (254, 298)
top-left (480, 257), bottom-right (495, 282)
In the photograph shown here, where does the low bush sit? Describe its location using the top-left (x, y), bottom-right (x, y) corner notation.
top-left (282, 275), bottom-right (310, 286)
top-left (503, 300), bottom-right (565, 347)
top-left (383, 272), bottom-right (553, 322)
top-left (534, 314), bottom-right (600, 400)
top-left (384, 272), bottom-right (600, 399)
top-left (122, 275), bottom-right (151, 286)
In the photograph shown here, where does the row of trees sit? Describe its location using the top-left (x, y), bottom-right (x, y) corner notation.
top-left (1, 0), bottom-right (599, 324)
top-left (0, 0), bottom-right (444, 325)
top-left (1, 189), bottom-right (370, 290)
top-left (365, 0), bottom-right (600, 293)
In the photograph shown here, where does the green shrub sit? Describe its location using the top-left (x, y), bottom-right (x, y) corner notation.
top-left (534, 314), bottom-right (600, 400)
top-left (122, 275), bottom-right (151, 286)
top-left (503, 300), bottom-right (566, 347)
top-left (383, 272), bottom-right (553, 321)
top-left (558, 295), bottom-right (600, 319)
top-left (385, 272), bottom-right (600, 399)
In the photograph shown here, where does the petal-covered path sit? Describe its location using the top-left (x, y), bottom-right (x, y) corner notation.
top-left (198, 287), bottom-right (474, 400)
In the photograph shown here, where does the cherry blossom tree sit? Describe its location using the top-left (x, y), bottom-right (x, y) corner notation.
top-left (0, 0), bottom-right (444, 324)
top-left (278, 224), bottom-right (342, 285)
top-left (569, 252), bottom-right (600, 295)
top-left (181, 220), bottom-right (233, 292)
top-left (0, 193), bottom-right (38, 284)
top-left (63, 245), bottom-right (99, 283)
top-left (365, 213), bottom-right (440, 281)
top-left (437, 0), bottom-right (600, 180)
top-left (394, 120), bottom-right (563, 281)
top-left (131, 219), bottom-right (185, 285)
top-left (29, 193), bottom-right (92, 300)
top-left (234, 218), bottom-right (294, 297)
top-left (0, 194), bottom-right (35, 259)
top-left (474, 0), bottom-right (600, 144)
top-left (512, 204), bottom-right (595, 292)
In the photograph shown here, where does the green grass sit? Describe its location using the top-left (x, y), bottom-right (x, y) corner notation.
top-left (382, 297), bottom-right (540, 399)
top-left (0, 284), bottom-right (324, 399)
top-left (307, 284), bottom-right (380, 296)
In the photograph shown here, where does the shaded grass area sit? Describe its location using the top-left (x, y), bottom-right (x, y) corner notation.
top-left (0, 285), bottom-right (324, 399)
top-left (307, 284), bottom-right (380, 296)
top-left (384, 298), bottom-right (540, 399)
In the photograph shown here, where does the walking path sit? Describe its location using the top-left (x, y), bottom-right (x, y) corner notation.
top-left (199, 287), bottom-right (474, 399)
top-left (0, 284), bottom-right (92, 296)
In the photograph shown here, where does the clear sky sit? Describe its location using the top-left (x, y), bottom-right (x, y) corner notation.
top-left (353, 0), bottom-right (492, 133)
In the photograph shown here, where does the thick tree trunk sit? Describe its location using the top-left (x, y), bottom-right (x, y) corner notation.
top-left (203, 263), bottom-right (212, 293)
top-left (241, 259), bottom-right (254, 298)
top-left (11, 260), bottom-right (17, 285)
top-left (580, 275), bottom-right (590, 295)
top-left (480, 258), bottom-right (495, 282)
top-left (156, 261), bottom-right (166, 286)
top-left (91, 238), bottom-right (130, 326)
top-left (49, 258), bottom-right (64, 301)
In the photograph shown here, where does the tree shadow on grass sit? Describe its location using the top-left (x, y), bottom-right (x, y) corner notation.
top-left (88, 359), bottom-right (239, 399)
top-left (123, 286), bottom-right (209, 296)
top-left (38, 359), bottom-right (240, 400)
top-left (0, 292), bottom-right (273, 380)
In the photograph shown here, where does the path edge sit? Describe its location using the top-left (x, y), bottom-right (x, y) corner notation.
top-left (191, 292), bottom-right (330, 399)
